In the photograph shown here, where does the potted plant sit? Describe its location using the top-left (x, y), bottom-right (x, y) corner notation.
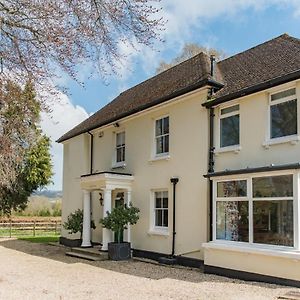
top-left (100, 203), bottom-right (139, 260)
top-left (62, 209), bottom-right (96, 247)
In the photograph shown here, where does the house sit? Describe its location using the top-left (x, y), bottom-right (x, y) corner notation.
top-left (58, 34), bottom-right (300, 287)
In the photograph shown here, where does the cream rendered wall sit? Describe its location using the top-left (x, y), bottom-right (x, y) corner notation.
top-left (87, 89), bottom-right (210, 258)
top-left (61, 134), bottom-right (90, 238)
top-left (204, 247), bottom-right (300, 281)
top-left (214, 80), bottom-right (300, 171)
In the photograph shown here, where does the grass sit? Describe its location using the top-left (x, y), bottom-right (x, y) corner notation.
top-left (17, 236), bottom-right (60, 243)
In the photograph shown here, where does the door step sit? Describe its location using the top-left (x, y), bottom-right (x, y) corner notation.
top-left (66, 247), bottom-right (108, 261)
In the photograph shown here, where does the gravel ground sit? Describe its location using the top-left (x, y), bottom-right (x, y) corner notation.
top-left (0, 238), bottom-right (298, 300)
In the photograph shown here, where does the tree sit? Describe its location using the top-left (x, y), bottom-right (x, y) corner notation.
top-left (100, 203), bottom-right (140, 243)
top-left (0, 0), bottom-right (163, 87)
top-left (63, 209), bottom-right (96, 239)
top-left (0, 134), bottom-right (53, 215)
top-left (156, 43), bottom-right (226, 74)
top-left (0, 81), bottom-right (53, 215)
top-left (0, 81), bottom-right (41, 187)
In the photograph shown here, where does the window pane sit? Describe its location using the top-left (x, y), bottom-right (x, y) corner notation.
top-left (155, 210), bottom-right (162, 226)
top-left (217, 180), bottom-right (247, 197)
top-left (121, 147), bottom-right (125, 162)
top-left (220, 115), bottom-right (239, 147)
top-left (216, 201), bottom-right (249, 242)
top-left (116, 148), bottom-right (122, 162)
top-left (163, 117), bottom-right (169, 134)
top-left (156, 119), bottom-right (163, 136)
top-left (164, 135), bottom-right (169, 153)
top-left (155, 197), bottom-right (161, 208)
top-left (252, 175), bottom-right (293, 198)
top-left (163, 209), bottom-right (168, 227)
top-left (271, 88), bottom-right (296, 101)
top-left (271, 99), bottom-right (297, 139)
top-left (163, 197), bottom-right (168, 208)
top-left (221, 105), bottom-right (239, 115)
top-left (253, 200), bottom-right (293, 247)
top-left (156, 137), bottom-right (163, 154)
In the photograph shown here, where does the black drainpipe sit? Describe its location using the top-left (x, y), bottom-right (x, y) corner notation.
top-left (208, 55), bottom-right (216, 241)
top-left (87, 132), bottom-right (93, 174)
top-left (158, 177), bottom-right (179, 265)
top-left (170, 177), bottom-right (179, 257)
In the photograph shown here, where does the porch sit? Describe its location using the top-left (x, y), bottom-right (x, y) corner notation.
top-left (80, 171), bottom-right (134, 250)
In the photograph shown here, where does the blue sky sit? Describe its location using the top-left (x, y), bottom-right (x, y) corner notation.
top-left (41, 0), bottom-right (300, 191)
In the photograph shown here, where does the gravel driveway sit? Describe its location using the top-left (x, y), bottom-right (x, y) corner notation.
top-left (0, 238), bottom-right (298, 300)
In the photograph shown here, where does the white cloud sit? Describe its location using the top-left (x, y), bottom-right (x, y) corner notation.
top-left (40, 91), bottom-right (89, 191)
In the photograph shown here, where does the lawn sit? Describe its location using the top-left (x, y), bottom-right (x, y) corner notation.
top-left (18, 236), bottom-right (60, 243)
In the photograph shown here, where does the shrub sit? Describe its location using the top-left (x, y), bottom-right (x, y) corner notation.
top-left (63, 209), bottom-right (96, 239)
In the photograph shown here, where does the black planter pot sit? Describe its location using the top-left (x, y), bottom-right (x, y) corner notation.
top-left (59, 237), bottom-right (82, 247)
top-left (108, 242), bottom-right (131, 261)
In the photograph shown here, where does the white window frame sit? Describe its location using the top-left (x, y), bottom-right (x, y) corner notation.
top-left (154, 115), bottom-right (170, 158)
top-left (148, 189), bottom-right (169, 235)
top-left (112, 130), bottom-right (126, 168)
top-left (264, 86), bottom-right (299, 147)
top-left (216, 102), bottom-right (241, 153)
top-left (213, 170), bottom-right (300, 251)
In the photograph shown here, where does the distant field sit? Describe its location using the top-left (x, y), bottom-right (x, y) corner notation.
top-left (18, 236), bottom-right (60, 243)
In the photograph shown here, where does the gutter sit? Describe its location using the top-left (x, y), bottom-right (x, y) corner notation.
top-left (204, 162), bottom-right (300, 178)
top-left (57, 78), bottom-right (223, 143)
top-left (202, 69), bottom-right (300, 108)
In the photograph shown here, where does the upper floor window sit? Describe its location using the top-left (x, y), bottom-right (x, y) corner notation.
top-left (116, 131), bottom-right (125, 163)
top-left (220, 105), bottom-right (240, 148)
top-left (270, 88), bottom-right (297, 139)
top-left (155, 116), bottom-right (169, 155)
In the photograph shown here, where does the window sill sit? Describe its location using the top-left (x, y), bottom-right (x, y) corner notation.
top-left (111, 162), bottom-right (126, 169)
top-left (263, 135), bottom-right (300, 149)
top-left (147, 229), bottom-right (169, 236)
top-left (202, 241), bottom-right (300, 260)
top-left (215, 145), bottom-right (241, 155)
top-left (149, 154), bottom-right (170, 163)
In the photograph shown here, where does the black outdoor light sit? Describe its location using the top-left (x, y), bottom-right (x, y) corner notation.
top-left (99, 192), bottom-right (104, 206)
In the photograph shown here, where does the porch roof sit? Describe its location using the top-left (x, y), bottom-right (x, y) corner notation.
top-left (80, 171), bottom-right (134, 191)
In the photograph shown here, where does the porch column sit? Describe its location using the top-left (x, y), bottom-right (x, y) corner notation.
top-left (81, 190), bottom-right (92, 247)
top-left (102, 188), bottom-right (112, 250)
top-left (125, 190), bottom-right (132, 243)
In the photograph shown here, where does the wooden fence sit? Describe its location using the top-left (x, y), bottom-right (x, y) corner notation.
top-left (0, 219), bottom-right (61, 237)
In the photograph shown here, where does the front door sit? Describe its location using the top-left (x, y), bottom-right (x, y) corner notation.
top-left (114, 192), bottom-right (124, 242)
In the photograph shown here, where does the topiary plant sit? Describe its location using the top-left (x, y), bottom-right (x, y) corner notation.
top-left (100, 203), bottom-right (139, 243)
top-left (63, 209), bottom-right (96, 239)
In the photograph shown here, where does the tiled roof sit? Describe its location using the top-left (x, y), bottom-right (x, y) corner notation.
top-left (213, 34), bottom-right (300, 101)
top-left (57, 34), bottom-right (300, 143)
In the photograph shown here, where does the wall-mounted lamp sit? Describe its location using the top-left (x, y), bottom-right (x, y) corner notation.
top-left (113, 122), bottom-right (120, 128)
top-left (99, 193), bottom-right (104, 206)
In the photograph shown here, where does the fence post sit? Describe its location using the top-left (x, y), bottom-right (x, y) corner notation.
top-left (9, 220), bottom-right (12, 238)
top-left (55, 221), bottom-right (57, 235)
top-left (33, 220), bottom-right (36, 237)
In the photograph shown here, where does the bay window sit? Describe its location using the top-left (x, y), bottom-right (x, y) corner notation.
top-left (214, 173), bottom-right (296, 248)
